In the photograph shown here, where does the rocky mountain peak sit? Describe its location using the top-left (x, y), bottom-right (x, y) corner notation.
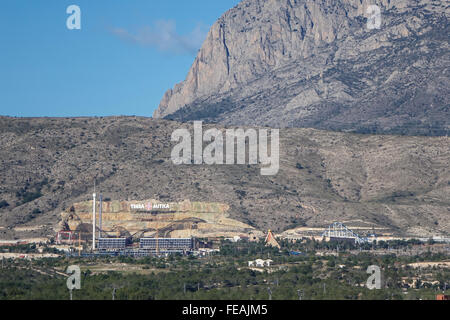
top-left (154, 0), bottom-right (449, 136)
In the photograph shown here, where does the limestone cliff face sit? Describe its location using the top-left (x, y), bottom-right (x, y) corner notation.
top-left (154, 0), bottom-right (449, 136)
top-left (155, 0), bottom-right (354, 117)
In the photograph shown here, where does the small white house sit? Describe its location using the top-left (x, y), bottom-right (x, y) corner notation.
top-left (248, 259), bottom-right (273, 268)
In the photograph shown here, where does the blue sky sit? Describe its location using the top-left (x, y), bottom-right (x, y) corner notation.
top-left (0, 0), bottom-right (241, 117)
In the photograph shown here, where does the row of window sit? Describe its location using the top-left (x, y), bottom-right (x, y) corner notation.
top-left (98, 238), bottom-right (127, 249)
top-left (140, 238), bottom-right (194, 250)
top-left (97, 238), bottom-right (194, 250)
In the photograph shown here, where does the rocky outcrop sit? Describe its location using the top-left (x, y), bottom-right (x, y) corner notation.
top-left (154, 0), bottom-right (449, 136)
top-left (60, 199), bottom-right (260, 239)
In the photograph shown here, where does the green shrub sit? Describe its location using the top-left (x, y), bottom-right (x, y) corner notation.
top-left (0, 200), bottom-right (9, 209)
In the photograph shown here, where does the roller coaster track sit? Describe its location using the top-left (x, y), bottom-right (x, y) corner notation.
top-left (321, 222), bottom-right (369, 244)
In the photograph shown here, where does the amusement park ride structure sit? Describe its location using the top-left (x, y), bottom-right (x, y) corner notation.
top-left (321, 222), bottom-right (370, 244)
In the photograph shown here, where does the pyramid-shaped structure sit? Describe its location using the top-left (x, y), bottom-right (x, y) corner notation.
top-left (265, 230), bottom-right (281, 249)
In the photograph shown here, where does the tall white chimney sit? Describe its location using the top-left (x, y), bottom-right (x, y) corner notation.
top-left (92, 192), bottom-right (96, 251)
top-left (98, 194), bottom-right (102, 241)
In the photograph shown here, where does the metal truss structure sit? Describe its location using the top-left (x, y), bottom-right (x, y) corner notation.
top-left (322, 222), bottom-right (369, 244)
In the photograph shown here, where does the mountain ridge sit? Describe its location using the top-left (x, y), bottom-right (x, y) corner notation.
top-left (154, 0), bottom-right (449, 136)
top-left (0, 117), bottom-right (448, 240)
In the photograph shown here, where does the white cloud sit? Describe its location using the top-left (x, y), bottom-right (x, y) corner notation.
top-left (111, 20), bottom-right (208, 55)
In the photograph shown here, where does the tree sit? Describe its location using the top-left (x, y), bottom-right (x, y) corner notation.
top-left (0, 200), bottom-right (9, 209)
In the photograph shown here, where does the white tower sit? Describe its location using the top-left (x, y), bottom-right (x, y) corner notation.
top-left (92, 192), bottom-right (96, 251)
top-left (98, 194), bottom-right (102, 241)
